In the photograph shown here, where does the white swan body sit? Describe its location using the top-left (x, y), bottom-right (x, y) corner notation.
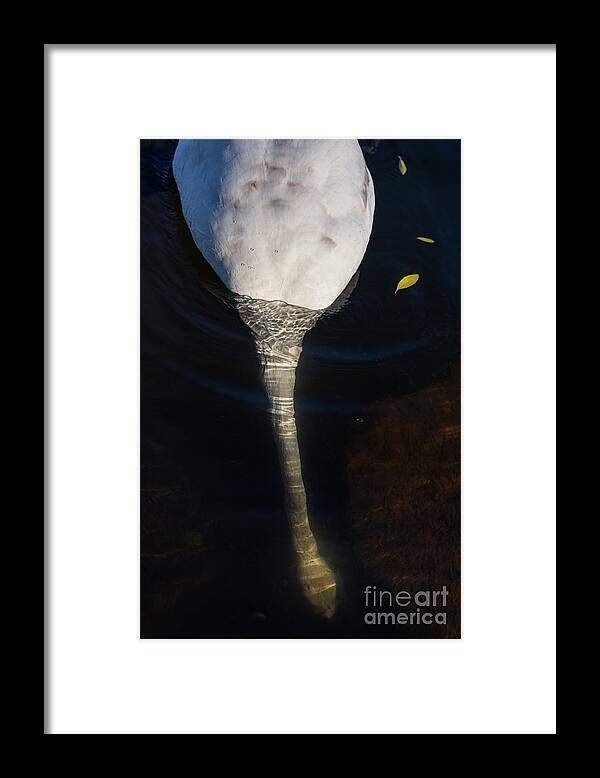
top-left (173, 139), bottom-right (375, 310)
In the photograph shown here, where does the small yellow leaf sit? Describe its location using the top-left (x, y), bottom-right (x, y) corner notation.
top-left (398, 156), bottom-right (407, 175)
top-left (417, 236), bottom-right (435, 244)
top-left (395, 274), bottom-right (420, 292)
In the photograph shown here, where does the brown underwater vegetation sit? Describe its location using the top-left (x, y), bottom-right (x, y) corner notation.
top-left (346, 365), bottom-right (460, 638)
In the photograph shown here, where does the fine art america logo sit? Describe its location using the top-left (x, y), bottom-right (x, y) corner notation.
top-left (364, 585), bottom-right (449, 626)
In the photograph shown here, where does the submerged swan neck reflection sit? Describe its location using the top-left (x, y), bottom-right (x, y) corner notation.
top-left (173, 139), bottom-right (375, 618)
top-left (235, 295), bottom-right (334, 615)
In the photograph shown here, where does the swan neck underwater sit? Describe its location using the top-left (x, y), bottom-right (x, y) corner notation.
top-left (173, 139), bottom-right (375, 618)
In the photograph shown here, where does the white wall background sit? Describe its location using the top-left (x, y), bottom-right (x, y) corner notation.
top-left (47, 45), bottom-right (556, 735)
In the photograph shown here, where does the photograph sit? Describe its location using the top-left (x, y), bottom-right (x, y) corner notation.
top-left (141, 138), bottom-right (461, 638)
top-left (46, 44), bottom-right (555, 735)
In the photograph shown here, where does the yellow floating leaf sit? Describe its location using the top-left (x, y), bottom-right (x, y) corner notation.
top-left (417, 236), bottom-right (435, 243)
top-left (398, 156), bottom-right (407, 175)
top-left (395, 274), bottom-right (420, 292)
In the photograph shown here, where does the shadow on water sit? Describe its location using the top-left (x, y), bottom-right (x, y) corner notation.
top-left (140, 139), bottom-right (460, 638)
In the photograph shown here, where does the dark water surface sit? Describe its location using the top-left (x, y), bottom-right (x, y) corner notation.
top-left (141, 139), bottom-right (460, 638)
